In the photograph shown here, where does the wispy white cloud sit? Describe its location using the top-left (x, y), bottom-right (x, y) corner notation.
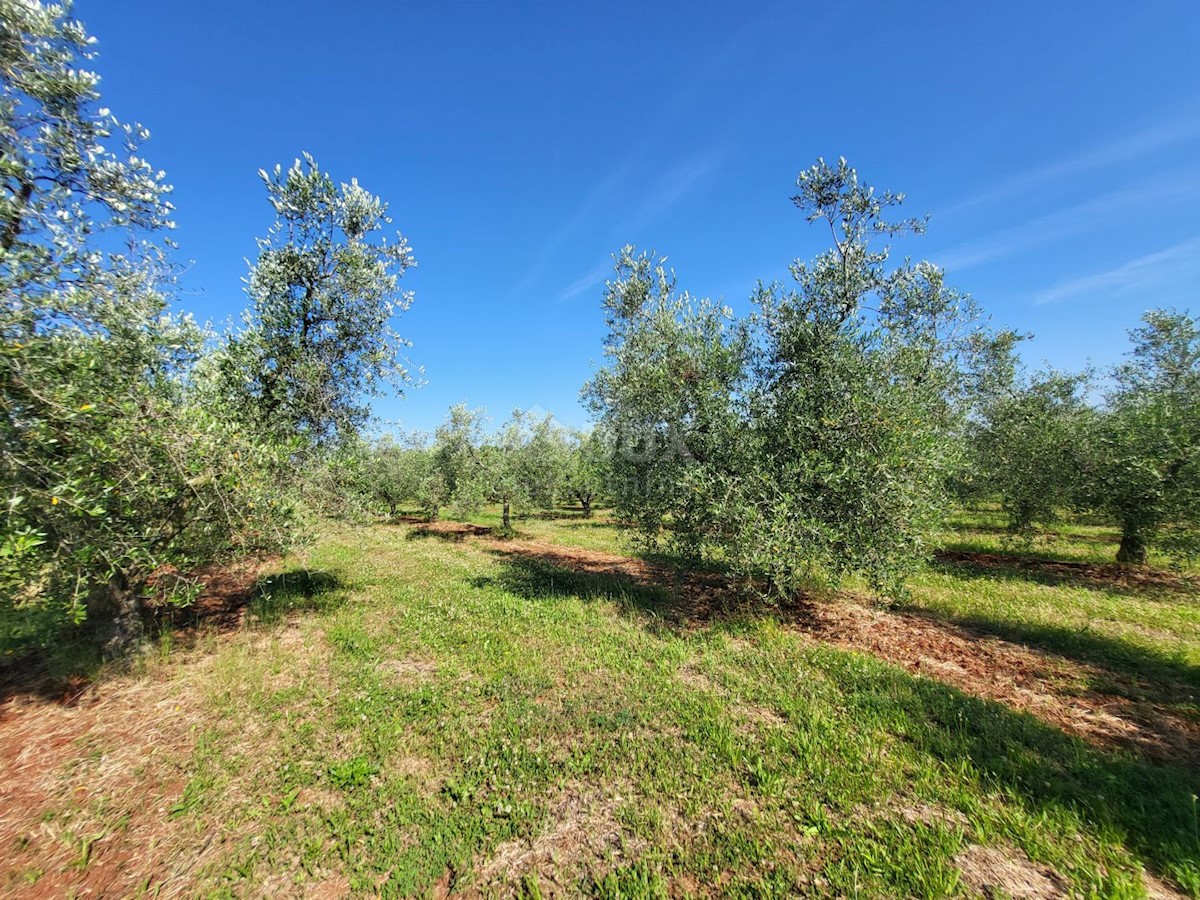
top-left (510, 164), bottom-right (631, 298)
top-left (934, 166), bottom-right (1200, 271)
top-left (556, 262), bottom-right (612, 302)
top-left (939, 116), bottom-right (1200, 217)
top-left (1033, 236), bottom-right (1200, 305)
top-left (511, 0), bottom-right (758, 305)
top-left (514, 148), bottom-right (725, 302)
top-left (620, 147), bottom-right (726, 236)
top-left (552, 147), bottom-right (727, 303)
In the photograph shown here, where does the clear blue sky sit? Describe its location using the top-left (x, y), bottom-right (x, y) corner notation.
top-left (83, 1), bottom-right (1200, 432)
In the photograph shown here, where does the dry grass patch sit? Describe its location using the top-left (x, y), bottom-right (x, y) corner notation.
top-left (676, 661), bottom-right (720, 694)
top-left (0, 618), bottom-right (336, 897)
top-left (2, 657), bottom-right (219, 895)
top-left (954, 844), bottom-right (1067, 899)
top-left (475, 782), bottom-right (648, 896)
top-left (377, 656), bottom-right (439, 684)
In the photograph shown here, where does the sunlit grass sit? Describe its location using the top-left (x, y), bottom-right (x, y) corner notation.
top-left (168, 516), bottom-right (1200, 895)
top-left (6, 506), bottom-right (1199, 897)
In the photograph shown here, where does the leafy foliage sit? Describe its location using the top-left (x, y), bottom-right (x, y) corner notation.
top-left (365, 433), bottom-right (442, 519)
top-left (434, 407), bottom-right (568, 531)
top-left (563, 426), bottom-right (610, 517)
top-left (1081, 310), bottom-right (1200, 564)
top-left (0, 0), bottom-right (174, 310)
top-left (966, 309), bottom-right (1200, 565)
top-left (967, 369), bottom-right (1093, 535)
top-left (220, 154), bottom-right (416, 448)
top-left (585, 246), bottom-right (749, 555)
top-left (586, 159), bottom-right (1015, 598)
top-left (0, 2), bottom-right (293, 652)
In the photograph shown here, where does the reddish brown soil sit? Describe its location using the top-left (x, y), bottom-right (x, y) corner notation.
top-left (935, 548), bottom-right (1199, 593)
top-left (0, 559), bottom-right (276, 897)
top-left (0, 558), bottom-right (272, 708)
top-left (798, 601), bottom-right (1200, 765)
top-left (0, 678), bottom-right (200, 896)
top-left (149, 556), bottom-right (278, 636)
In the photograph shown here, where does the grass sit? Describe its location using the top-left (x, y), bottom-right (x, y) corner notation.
top-left (2, 505), bottom-right (1199, 897)
top-left (915, 508), bottom-right (1200, 689)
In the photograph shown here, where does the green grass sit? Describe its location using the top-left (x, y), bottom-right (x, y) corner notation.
top-left (7, 506), bottom-right (1200, 897)
top-left (912, 507), bottom-right (1200, 692)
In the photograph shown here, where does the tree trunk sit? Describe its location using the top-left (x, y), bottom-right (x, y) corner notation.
top-left (428, 504), bottom-right (439, 523)
top-left (1116, 526), bottom-right (1147, 565)
top-left (388, 501), bottom-right (398, 518)
top-left (90, 572), bottom-right (145, 656)
top-left (1, 180), bottom-right (33, 253)
top-left (581, 497), bottom-right (592, 518)
top-left (502, 499), bottom-right (511, 530)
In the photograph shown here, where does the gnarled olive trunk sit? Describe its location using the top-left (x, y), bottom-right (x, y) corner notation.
top-left (1116, 525), bottom-right (1147, 565)
top-left (88, 572), bottom-right (146, 656)
top-left (502, 499), bottom-right (511, 530)
top-left (581, 496), bottom-right (592, 518)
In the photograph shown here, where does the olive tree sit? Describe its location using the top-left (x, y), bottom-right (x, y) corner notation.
top-left (0, 0), bottom-right (174, 305)
top-left (1083, 310), bottom-right (1200, 564)
top-left (564, 426), bottom-right (611, 517)
top-left (0, 1), bottom-right (290, 652)
top-left (221, 154), bottom-right (416, 449)
top-left (586, 158), bottom-right (1014, 598)
top-left (968, 369), bottom-right (1093, 536)
top-left (368, 433), bottom-right (438, 519)
top-left (433, 406), bottom-right (568, 530)
top-left (433, 403), bottom-right (487, 517)
top-left (583, 247), bottom-right (749, 558)
top-left (523, 412), bottom-right (571, 510)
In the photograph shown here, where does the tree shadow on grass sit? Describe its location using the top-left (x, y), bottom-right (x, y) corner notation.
top-left (479, 540), bottom-right (1200, 750)
top-left (470, 553), bottom-right (680, 621)
top-left (836, 656), bottom-right (1200, 893)
top-left (473, 544), bottom-right (1200, 890)
top-left (931, 549), bottom-right (1198, 600)
top-left (901, 605), bottom-right (1200, 702)
top-left (479, 547), bottom-right (1198, 690)
top-left (152, 565), bottom-right (345, 635)
top-left (527, 507), bottom-right (591, 521)
top-left (405, 522), bottom-right (494, 542)
top-left (242, 568), bottom-right (345, 626)
top-left (0, 565), bottom-right (344, 706)
top-left (470, 544), bottom-right (791, 634)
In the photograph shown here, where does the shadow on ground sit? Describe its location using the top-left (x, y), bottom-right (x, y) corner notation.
top-left (474, 538), bottom-right (1200, 757)
top-left (932, 549), bottom-right (1198, 599)
top-left (0, 565), bottom-right (344, 707)
top-left (406, 522), bottom-right (494, 542)
top-left (472, 538), bottom-right (1200, 891)
top-left (472, 541), bottom-right (810, 631)
top-left (906, 605), bottom-right (1200, 700)
top-left (528, 507), bottom-right (593, 521)
top-left (838, 655), bottom-right (1200, 892)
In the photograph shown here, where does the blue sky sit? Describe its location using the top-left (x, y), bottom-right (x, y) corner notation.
top-left (83, 1), bottom-right (1200, 432)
